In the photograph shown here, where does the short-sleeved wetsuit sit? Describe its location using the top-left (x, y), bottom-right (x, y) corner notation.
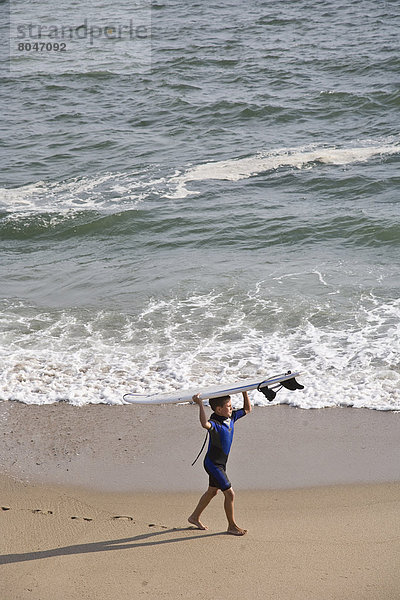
top-left (204, 408), bottom-right (246, 491)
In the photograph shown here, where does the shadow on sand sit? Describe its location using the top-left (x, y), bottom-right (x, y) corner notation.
top-left (1, 527), bottom-right (226, 565)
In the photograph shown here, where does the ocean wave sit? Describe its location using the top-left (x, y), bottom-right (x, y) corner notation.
top-left (2, 202), bottom-right (398, 250)
top-left (2, 141), bottom-right (398, 222)
top-left (1, 143), bottom-right (399, 249)
top-left (170, 142), bottom-right (400, 197)
top-left (0, 209), bottom-right (145, 241)
top-left (0, 172), bottom-right (147, 215)
top-left (1, 286), bottom-right (399, 410)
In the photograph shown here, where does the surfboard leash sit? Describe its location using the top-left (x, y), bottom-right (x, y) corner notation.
top-left (191, 430), bottom-right (209, 467)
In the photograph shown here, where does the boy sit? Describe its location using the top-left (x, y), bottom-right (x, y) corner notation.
top-left (188, 391), bottom-right (251, 536)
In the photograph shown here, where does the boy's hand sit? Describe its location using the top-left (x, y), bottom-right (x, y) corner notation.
top-left (192, 393), bottom-right (202, 405)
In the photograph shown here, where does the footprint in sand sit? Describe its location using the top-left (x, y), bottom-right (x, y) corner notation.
top-left (71, 516), bottom-right (93, 522)
top-left (1, 506), bottom-right (11, 511)
top-left (112, 515), bottom-right (134, 521)
top-left (31, 509), bottom-right (53, 515)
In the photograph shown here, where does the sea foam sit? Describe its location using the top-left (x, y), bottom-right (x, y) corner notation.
top-left (1, 283), bottom-right (399, 410)
top-left (169, 143), bottom-right (400, 197)
top-left (0, 171), bottom-right (148, 215)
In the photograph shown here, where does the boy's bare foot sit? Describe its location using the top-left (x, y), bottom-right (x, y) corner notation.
top-left (227, 526), bottom-right (247, 536)
top-left (188, 516), bottom-right (208, 530)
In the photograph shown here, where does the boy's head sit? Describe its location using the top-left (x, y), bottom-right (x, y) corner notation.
top-left (209, 395), bottom-right (232, 417)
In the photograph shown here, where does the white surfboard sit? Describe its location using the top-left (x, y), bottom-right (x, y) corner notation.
top-left (123, 371), bottom-right (303, 405)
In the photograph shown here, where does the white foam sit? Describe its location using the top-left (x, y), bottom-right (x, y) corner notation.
top-left (0, 171), bottom-right (151, 215)
top-left (3, 141), bottom-right (399, 211)
top-left (169, 142), bottom-right (400, 197)
top-left (0, 285), bottom-right (399, 410)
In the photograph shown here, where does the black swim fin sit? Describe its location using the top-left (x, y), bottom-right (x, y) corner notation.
top-left (257, 385), bottom-right (277, 401)
top-left (280, 376), bottom-right (304, 391)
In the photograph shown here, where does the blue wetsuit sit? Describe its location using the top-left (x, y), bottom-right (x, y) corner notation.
top-left (204, 408), bottom-right (246, 491)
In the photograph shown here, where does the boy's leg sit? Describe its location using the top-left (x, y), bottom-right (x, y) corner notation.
top-left (188, 486), bottom-right (218, 530)
top-left (223, 487), bottom-right (247, 536)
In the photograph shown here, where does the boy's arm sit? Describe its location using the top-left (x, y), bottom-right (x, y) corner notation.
top-left (192, 394), bottom-right (212, 430)
top-left (242, 391), bottom-right (252, 414)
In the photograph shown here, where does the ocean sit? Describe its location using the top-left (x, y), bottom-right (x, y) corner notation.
top-left (1, 0), bottom-right (399, 410)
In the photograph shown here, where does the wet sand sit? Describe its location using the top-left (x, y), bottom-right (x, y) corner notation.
top-left (0, 402), bottom-right (399, 491)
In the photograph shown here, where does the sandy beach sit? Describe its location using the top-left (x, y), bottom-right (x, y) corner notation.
top-left (1, 403), bottom-right (399, 599)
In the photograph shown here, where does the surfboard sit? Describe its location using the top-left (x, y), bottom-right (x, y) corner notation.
top-left (123, 370), bottom-right (303, 405)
